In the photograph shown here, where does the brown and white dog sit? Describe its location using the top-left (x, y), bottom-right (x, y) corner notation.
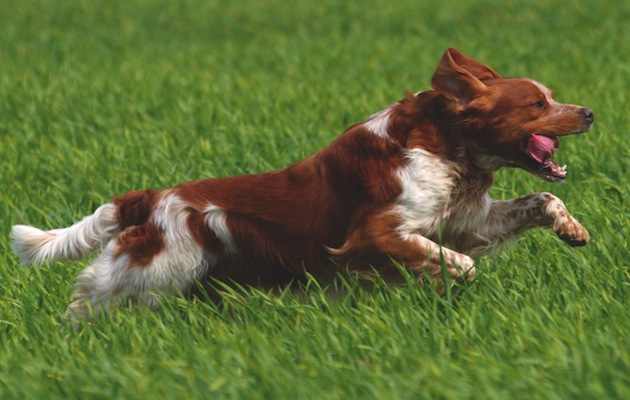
top-left (12, 49), bottom-right (593, 321)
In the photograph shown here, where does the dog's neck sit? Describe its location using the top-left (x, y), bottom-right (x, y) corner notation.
top-left (384, 91), bottom-right (499, 187)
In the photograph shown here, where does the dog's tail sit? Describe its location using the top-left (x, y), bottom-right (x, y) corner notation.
top-left (12, 203), bottom-right (120, 266)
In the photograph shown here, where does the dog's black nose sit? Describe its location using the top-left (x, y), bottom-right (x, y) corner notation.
top-left (581, 108), bottom-right (594, 122)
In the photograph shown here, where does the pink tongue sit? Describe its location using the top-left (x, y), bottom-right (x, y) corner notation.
top-left (528, 134), bottom-right (559, 163)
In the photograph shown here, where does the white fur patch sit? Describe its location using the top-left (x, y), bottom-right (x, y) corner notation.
top-left (203, 204), bottom-right (239, 255)
top-left (393, 149), bottom-right (457, 236)
top-left (528, 79), bottom-right (558, 105)
top-left (363, 106), bottom-right (393, 138)
top-left (144, 194), bottom-right (210, 290)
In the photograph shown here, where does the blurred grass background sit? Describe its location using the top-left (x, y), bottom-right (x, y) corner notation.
top-left (1, 0), bottom-right (629, 398)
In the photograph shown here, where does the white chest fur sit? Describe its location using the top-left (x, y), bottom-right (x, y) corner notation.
top-left (393, 149), bottom-right (456, 236)
top-left (393, 149), bottom-right (491, 240)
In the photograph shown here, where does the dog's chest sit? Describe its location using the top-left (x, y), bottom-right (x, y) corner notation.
top-left (393, 149), bottom-right (489, 237)
top-left (393, 149), bottom-right (455, 235)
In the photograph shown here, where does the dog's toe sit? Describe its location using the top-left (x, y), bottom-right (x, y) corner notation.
top-left (557, 222), bottom-right (589, 246)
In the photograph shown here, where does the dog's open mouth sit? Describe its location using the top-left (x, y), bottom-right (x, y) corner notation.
top-left (519, 134), bottom-right (567, 182)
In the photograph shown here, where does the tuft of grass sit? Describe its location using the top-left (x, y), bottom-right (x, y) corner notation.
top-left (1, 0), bottom-right (629, 399)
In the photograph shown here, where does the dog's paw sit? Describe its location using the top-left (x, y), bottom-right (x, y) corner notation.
top-left (555, 219), bottom-right (589, 246)
top-left (444, 253), bottom-right (476, 282)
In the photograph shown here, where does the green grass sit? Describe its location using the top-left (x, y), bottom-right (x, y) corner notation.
top-left (1, 0), bottom-right (629, 398)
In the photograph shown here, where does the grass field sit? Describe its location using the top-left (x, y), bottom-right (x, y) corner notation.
top-left (1, 0), bottom-right (629, 398)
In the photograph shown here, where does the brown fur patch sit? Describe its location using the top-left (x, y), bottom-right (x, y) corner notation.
top-left (113, 189), bottom-right (158, 229)
top-left (115, 222), bottom-right (164, 267)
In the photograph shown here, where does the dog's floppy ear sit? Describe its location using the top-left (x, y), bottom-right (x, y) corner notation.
top-left (431, 48), bottom-right (500, 105)
top-left (448, 48), bottom-right (501, 81)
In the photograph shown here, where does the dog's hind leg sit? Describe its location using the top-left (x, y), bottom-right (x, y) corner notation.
top-left (66, 241), bottom-right (125, 323)
top-left (66, 221), bottom-right (209, 326)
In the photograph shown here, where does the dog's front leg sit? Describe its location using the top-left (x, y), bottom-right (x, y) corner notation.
top-left (333, 220), bottom-right (476, 289)
top-left (394, 233), bottom-right (477, 287)
top-left (471, 192), bottom-right (589, 255)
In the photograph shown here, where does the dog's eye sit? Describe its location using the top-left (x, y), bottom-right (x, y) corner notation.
top-left (533, 101), bottom-right (546, 109)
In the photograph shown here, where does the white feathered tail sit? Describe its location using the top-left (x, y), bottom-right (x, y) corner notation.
top-left (12, 203), bottom-right (120, 266)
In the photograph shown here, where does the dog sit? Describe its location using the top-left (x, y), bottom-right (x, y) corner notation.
top-left (12, 49), bottom-right (593, 322)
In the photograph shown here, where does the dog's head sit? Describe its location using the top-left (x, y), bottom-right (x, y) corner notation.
top-left (430, 48), bottom-right (594, 182)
